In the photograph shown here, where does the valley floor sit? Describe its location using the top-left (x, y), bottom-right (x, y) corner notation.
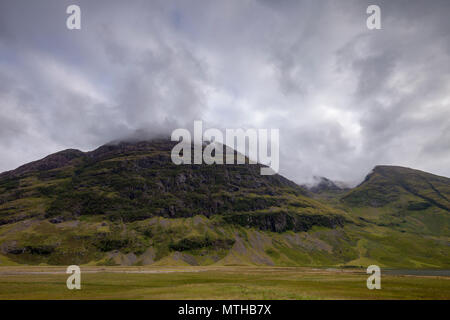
top-left (0, 266), bottom-right (448, 299)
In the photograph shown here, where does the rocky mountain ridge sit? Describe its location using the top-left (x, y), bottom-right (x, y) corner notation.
top-left (0, 139), bottom-right (448, 268)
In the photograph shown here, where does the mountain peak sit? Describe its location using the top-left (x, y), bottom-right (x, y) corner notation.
top-left (0, 143), bottom-right (448, 268)
top-left (343, 165), bottom-right (450, 210)
top-left (309, 176), bottom-right (348, 193)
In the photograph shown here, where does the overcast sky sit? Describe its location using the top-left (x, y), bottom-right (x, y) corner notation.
top-left (0, 0), bottom-right (449, 185)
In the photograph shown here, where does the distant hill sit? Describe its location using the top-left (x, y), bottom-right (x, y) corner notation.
top-left (0, 141), bottom-right (448, 268)
top-left (342, 165), bottom-right (450, 210)
top-left (308, 176), bottom-right (346, 193)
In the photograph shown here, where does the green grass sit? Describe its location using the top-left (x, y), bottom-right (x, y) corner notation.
top-left (0, 266), bottom-right (448, 300)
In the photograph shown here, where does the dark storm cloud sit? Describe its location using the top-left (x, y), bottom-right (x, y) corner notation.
top-left (0, 0), bottom-right (449, 184)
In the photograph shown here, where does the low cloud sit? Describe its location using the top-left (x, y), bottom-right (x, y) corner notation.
top-left (0, 0), bottom-right (449, 184)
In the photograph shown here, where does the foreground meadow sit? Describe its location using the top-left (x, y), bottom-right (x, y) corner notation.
top-left (0, 266), bottom-right (448, 299)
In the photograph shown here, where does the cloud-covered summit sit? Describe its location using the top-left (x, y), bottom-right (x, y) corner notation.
top-left (0, 0), bottom-right (449, 185)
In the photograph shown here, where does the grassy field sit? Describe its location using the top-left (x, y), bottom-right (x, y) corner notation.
top-left (0, 266), bottom-right (448, 299)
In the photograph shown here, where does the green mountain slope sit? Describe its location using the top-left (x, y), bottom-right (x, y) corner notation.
top-left (336, 166), bottom-right (449, 268)
top-left (0, 142), bottom-right (448, 268)
top-left (342, 165), bottom-right (450, 210)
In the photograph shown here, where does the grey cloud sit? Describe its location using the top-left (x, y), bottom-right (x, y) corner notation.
top-left (0, 0), bottom-right (449, 184)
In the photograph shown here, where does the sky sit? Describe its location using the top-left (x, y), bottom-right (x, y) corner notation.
top-left (0, 0), bottom-right (449, 185)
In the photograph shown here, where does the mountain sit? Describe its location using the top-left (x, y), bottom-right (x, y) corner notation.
top-left (342, 165), bottom-right (450, 210)
top-left (309, 176), bottom-right (345, 194)
top-left (0, 140), bottom-right (448, 268)
top-left (336, 165), bottom-right (450, 268)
